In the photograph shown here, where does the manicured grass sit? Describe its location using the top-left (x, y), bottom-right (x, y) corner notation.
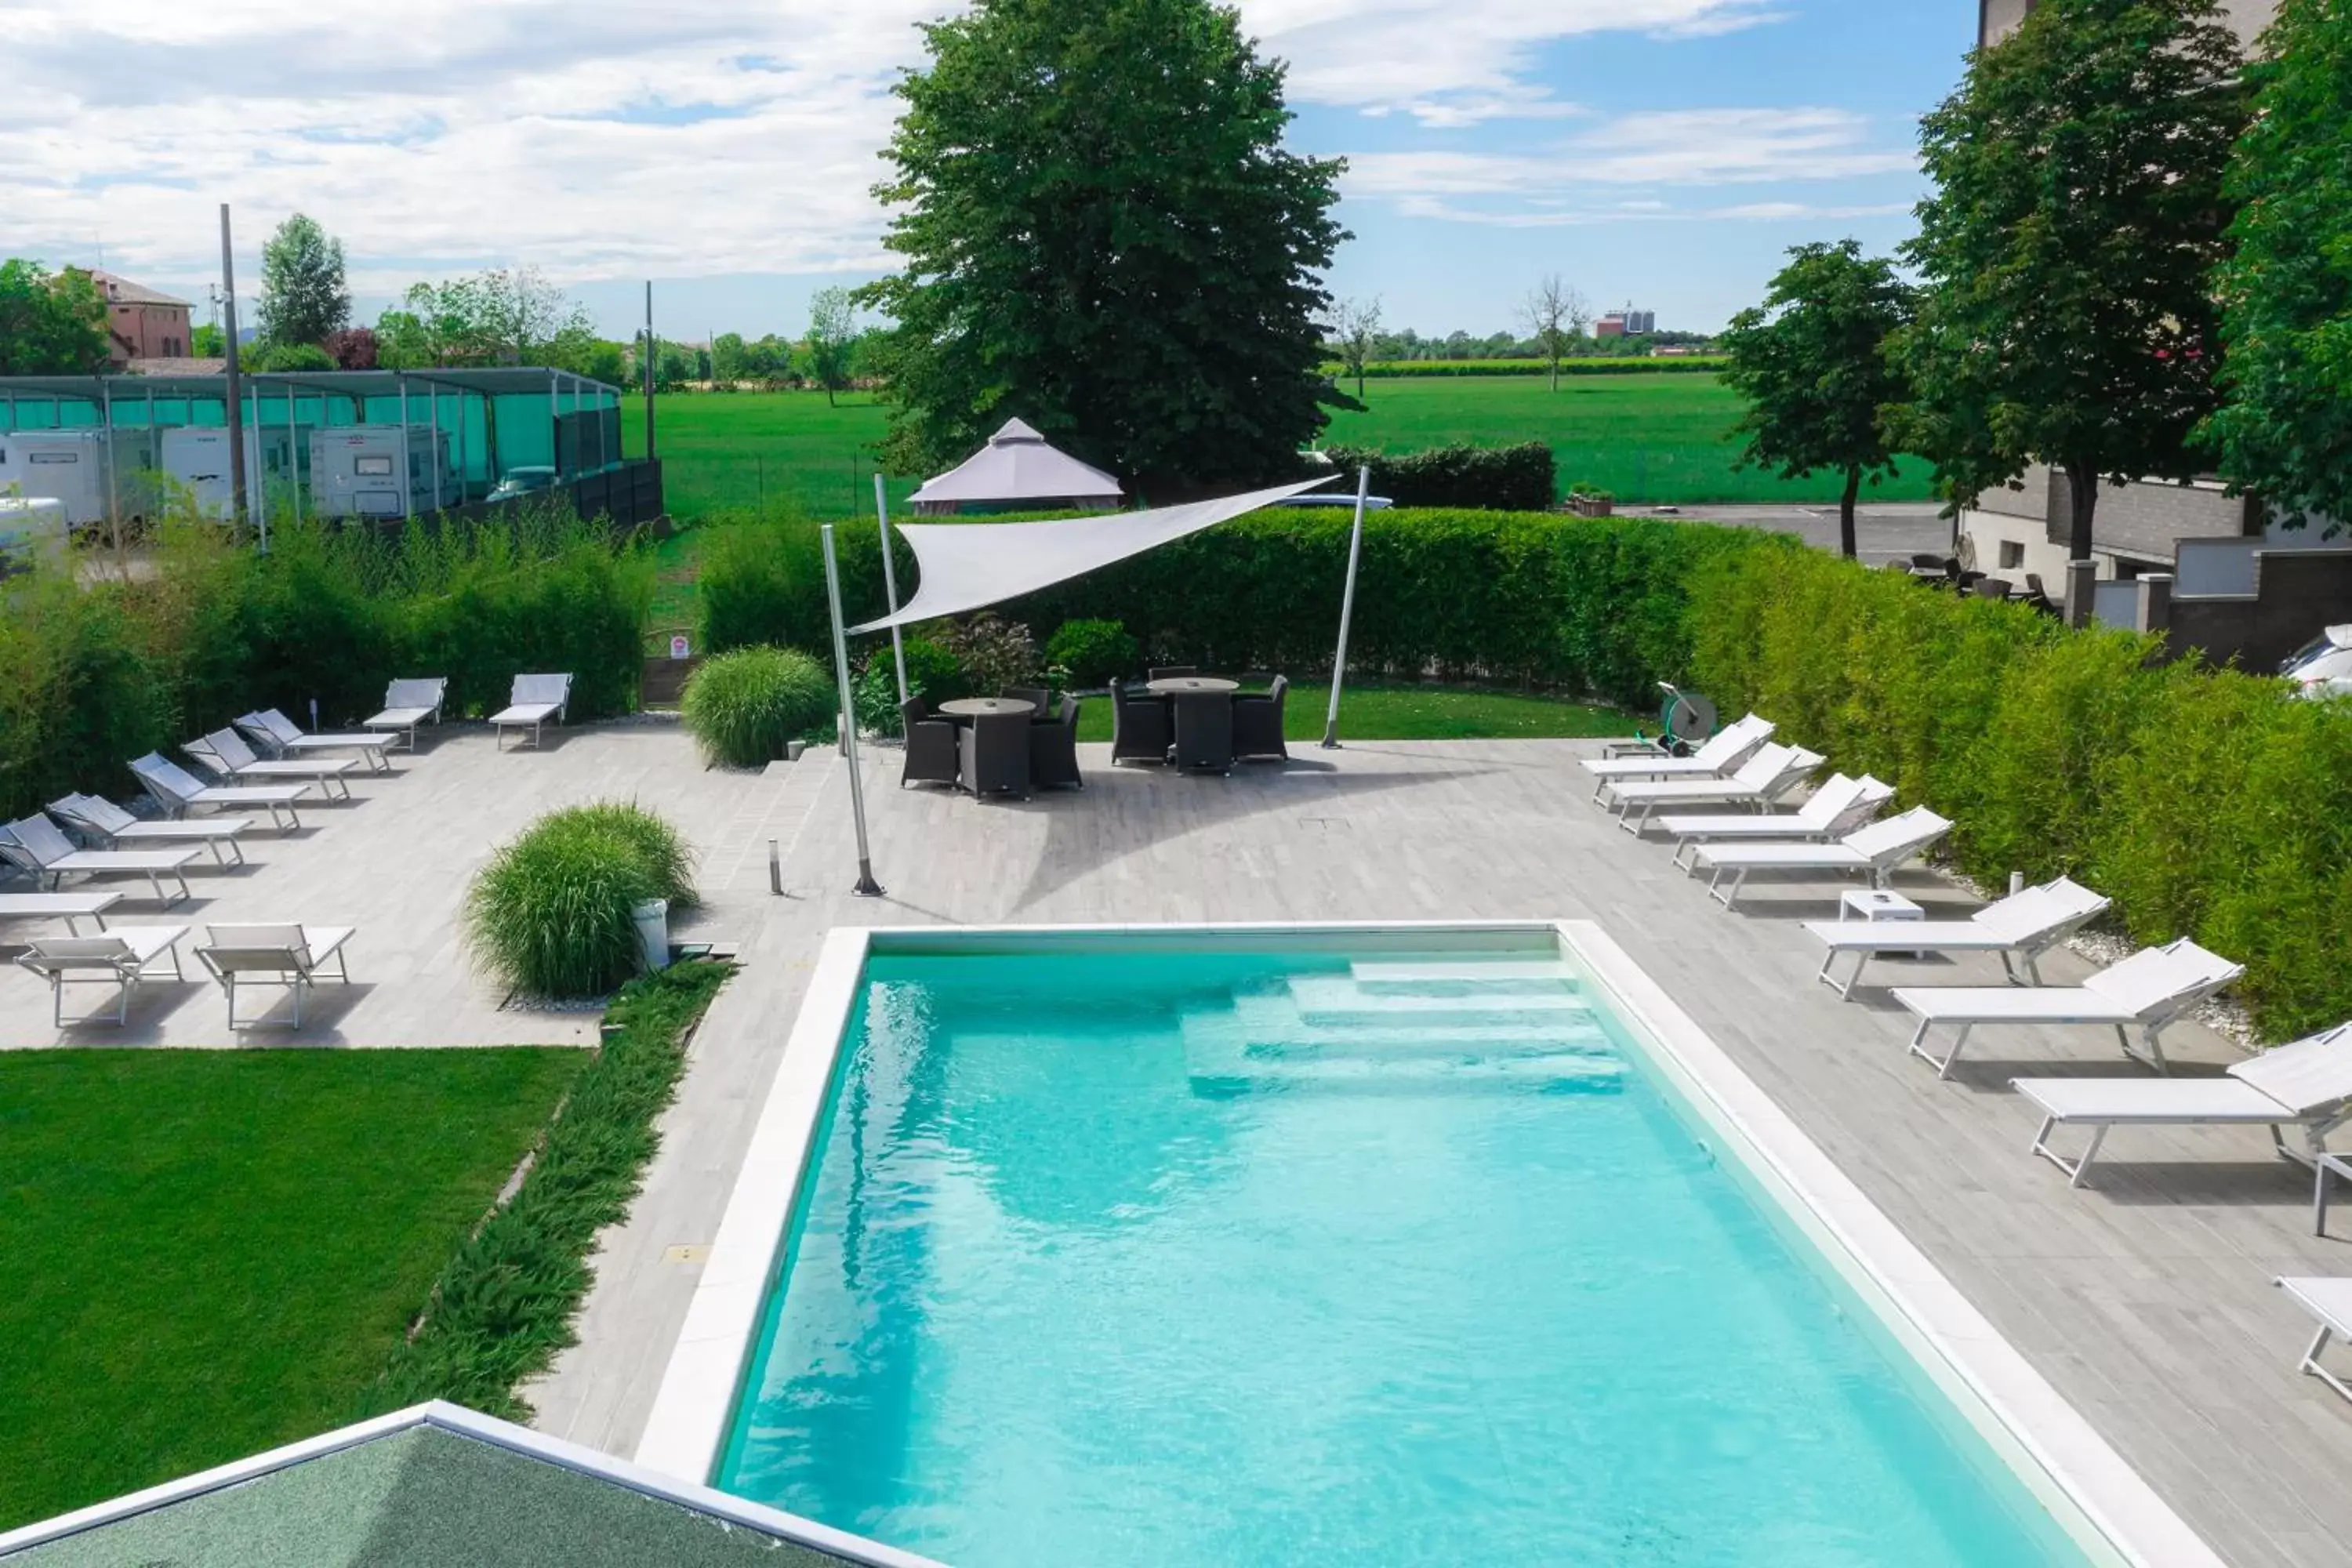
top-left (1320, 374), bottom-right (1936, 506)
top-left (1072, 681), bottom-right (1628, 743)
top-left (623, 375), bottom-right (1936, 522)
top-left (0, 1047), bottom-right (586, 1530)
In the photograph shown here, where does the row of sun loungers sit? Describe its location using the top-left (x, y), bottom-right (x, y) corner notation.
top-left (0, 675), bottom-right (564, 1030)
top-left (1584, 712), bottom-right (2352, 1400)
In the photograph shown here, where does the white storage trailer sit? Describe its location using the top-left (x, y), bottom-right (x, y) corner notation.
top-left (158, 426), bottom-right (303, 522)
top-left (0, 430), bottom-right (113, 527)
top-left (307, 426), bottom-right (450, 520)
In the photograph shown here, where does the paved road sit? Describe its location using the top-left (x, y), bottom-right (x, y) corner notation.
top-left (1640, 501), bottom-right (1955, 568)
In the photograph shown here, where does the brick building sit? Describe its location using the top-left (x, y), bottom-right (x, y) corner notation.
top-left (87, 270), bottom-right (194, 365)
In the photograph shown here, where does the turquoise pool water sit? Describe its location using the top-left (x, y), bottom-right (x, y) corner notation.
top-left (718, 944), bottom-right (2094, 1567)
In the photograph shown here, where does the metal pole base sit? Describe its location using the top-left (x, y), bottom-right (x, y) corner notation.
top-left (1319, 724), bottom-right (1341, 750)
top-left (852, 862), bottom-right (885, 898)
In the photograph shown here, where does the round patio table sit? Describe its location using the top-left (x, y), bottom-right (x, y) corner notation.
top-left (938, 697), bottom-right (1036, 718)
top-left (1145, 677), bottom-right (1239, 696)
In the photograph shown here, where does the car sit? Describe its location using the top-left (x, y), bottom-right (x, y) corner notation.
top-left (2280, 624), bottom-right (2352, 699)
top-left (486, 466), bottom-right (561, 504)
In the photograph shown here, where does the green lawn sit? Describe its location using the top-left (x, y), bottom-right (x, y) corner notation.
top-left (0, 1047), bottom-right (586, 1530)
top-left (623, 374), bottom-right (1936, 524)
top-left (1072, 681), bottom-right (1628, 743)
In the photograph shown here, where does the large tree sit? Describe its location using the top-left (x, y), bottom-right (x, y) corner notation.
top-left (1720, 241), bottom-right (1913, 558)
top-left (1328, 296), bottom-right (1381, 401)
top-left (0, 260), bottom-right (108, 374)
top-left (2203, 0), bottom-right (2352, 532)
top-left (803, 287), bottom-right (858, 406)
top-left (1519, 275), bottom-right (1588, 392)
top-left (374, 268), bottom-right (598, 371)
top-left (256, 213), bottom-right (350, 347)
top-left (1903, 0), bottom-right (2245, 560)
top-left (858, 0), bottom-right (1349, 493)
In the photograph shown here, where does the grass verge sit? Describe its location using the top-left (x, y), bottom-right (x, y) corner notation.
top-left (1073, 681), bottom-right (1628, 743)
top-left (0, 1047), bottom-right (586, 1530)
top-left (358, 960), bottom-right (731, 1419)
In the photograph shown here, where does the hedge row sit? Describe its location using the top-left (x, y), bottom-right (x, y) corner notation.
top-left (1322, 442), bottom-right (1556, 510)
top-left (1686, 540), bottom-right (2352, 1037)
top-left (1337, 357), bottom-right (1726, 378)
top-left (0, 507), bottom-right (651, 820)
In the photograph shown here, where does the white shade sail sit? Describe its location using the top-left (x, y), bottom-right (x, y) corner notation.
top-left (850, 477), bottom-right (1332, 633)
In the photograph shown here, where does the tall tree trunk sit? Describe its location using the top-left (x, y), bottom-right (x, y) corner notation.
top-left (1838, 466), bottom-right (1860, 558)
top-left (2065, 460), bottom-right (2098, 561)
top-left (1549, 357), bottom-right (1559, 394)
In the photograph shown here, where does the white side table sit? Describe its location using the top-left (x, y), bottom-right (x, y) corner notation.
top-left (1840, 888), bottom-right (1925, 958)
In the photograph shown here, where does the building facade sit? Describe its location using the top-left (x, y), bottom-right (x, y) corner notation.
top-left (88, 269), bottom-right (194, 365)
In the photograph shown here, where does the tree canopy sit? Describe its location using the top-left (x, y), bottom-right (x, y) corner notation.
top-left (858, 0), bottom-right (1350, 494)
top-left (1721, 241), bottom-right (1913, 558)
top-left (804, 287), bottom-right (858, 406)
top-left (1903, 0), bottom-right (2245, 559)
top-left (257, 214), bottom-right (350, 348)
top-left (2203, 0), bottom-right (2352, 533)
top-left (374, 268), bottom-right (608, 376)
top-left (0, 260), bottom-right (108, 375)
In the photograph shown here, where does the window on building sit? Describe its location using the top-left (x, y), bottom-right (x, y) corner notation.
top-left (356, 456), bottom-right (394, 477)
top-left (1998, 540), bottom-right (2024, 569)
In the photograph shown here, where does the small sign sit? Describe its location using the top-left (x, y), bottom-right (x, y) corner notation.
top-left (668, 633), bottom-right (691, 660)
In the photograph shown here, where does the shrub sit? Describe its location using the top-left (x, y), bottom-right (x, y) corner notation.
top-left (937, 613), bottom-right (1044, 697)
top-left (900, 634), bottom-right (967, 701)
top-left (464, 803), bottom-right (698, 1000)
top-left (680, 645), bottom-right (834, 766)
top-left (1045, 618), bottom-right (1140, 687)
top-left (1322, 442), bottom-right (1556, 511)
top-left (853, 656), bottom-right (902, 738)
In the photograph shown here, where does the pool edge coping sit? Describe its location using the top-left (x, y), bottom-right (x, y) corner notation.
top-left (633, 917), bottom-right (2226, 1568)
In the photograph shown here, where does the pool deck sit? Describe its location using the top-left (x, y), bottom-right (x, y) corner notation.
top-left (4, 723), bottom-right (2345, 1565)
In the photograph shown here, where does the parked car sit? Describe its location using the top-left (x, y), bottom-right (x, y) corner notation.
top-left (487, 466), bottom-right (561, 504)
top-left (2280, 624), bottom-right (2352, 699)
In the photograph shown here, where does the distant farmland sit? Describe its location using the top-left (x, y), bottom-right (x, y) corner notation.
top-left (622, 374), bottom-right (1936, 521)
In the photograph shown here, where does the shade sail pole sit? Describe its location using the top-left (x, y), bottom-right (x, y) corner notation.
top-left (873, 474), bottom-right (909, 704)
top-left (1320, 465), bottom-right (1371, 749)
top-left (822, 524), bottom-right (884, 897)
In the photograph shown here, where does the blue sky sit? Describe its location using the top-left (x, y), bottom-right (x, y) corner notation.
top-left (0, 1), bottom-right (1977, 342)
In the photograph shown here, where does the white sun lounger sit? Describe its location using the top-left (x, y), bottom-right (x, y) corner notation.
top-left (13, 927), bottom-right (188, 1026)
top-left (1802, 875), bottom-right (2111, 998)
top-left (0, 891), bottom-right (122, 935)
top-left (490, 673), bottom-right (573, 750)
top-left (1893, 936), bottom-right (2243, 1079)
top-left (1662, 773), bottom-right (1894, 869)
top-left (365, 677), bottom-right (448, 751)
top-left (2014, 1023), bottom-right (2352, 1201)
top-left (0, 815), bottom-right (198, 906)
top-left (1690, 807), bottom-right (1952, 910)
top-left (186, 728), bottom-right (354, 800)
top-left (131, 753), bottom-right (309, 833)
top-left (235, 709), bottom-right (395, 773)
top-left (1605, 745), bottom-right (1825, 832)
top-left (194, 922), bottom-right (356, 1029)
top-left (1579, 713), bottom-right (1774, 800)
top-left (2277, 1276), bottom-right (2352, 1403)
top-left (49, 793), bottom-right (251, 866)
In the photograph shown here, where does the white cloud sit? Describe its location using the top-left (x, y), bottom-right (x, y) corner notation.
top-left (0, 0), bottom-right (1842, 300)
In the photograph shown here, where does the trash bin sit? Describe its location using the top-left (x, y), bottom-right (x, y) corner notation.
top-left (632, 898), bottom-right (670, 972)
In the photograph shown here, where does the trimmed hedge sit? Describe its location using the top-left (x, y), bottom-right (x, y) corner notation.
top-left (1322, 443), bottom-right (1556, 511)
top-left (0, 506), bottom-right (651, 820)
top-left (1686, 540), bottom-right (2352, 1037)
top-left (358, 960), bottom-right (730, 1419)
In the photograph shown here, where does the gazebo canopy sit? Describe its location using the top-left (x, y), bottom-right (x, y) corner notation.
top-left (907, 418), bottom-right (1123, 513)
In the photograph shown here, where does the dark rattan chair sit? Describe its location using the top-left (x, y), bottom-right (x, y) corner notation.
top-left (901, 697), bottom-right (959, 789)
top-left (959, 710), bottom-right (1031, 799)
top-left (1148, 666), bottom-right (1197, 681)
top-left (1005, 687), bottom-right (1051, 720)
top-left (1172, 691), bottom-right (1233, 773)
top-left (1029, 696), bottom-right (1083, 789)
top-left (1232, 674), bottom-right (1288, 762)
top-left (1109, 678), bottom-right (1171, 766)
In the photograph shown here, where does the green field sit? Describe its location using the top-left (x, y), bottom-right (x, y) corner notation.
top-left (0, 1047), bottom-right (584, 1529)
top-left (622, 374), bottom-right (1936, 522)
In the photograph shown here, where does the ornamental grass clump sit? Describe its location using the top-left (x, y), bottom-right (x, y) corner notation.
top-left (465, 802), bottom-right (698, 1000)
top-left (681, 644), bottom-right (835, 767)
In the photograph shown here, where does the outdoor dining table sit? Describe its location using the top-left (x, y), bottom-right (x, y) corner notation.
top-left (1147, 677), bottom-right (1240, 771)
top-left (937, 697), bottom-right (1037, 719)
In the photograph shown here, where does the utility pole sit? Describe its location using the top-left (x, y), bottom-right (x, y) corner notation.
top-left (642, 282), bottom-right (656, 462)
top-left (220, 204), bottom-right (249, 537)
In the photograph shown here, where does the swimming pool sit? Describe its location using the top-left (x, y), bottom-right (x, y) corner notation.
top-left (640, 924), bottom-right (2219, 1568)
